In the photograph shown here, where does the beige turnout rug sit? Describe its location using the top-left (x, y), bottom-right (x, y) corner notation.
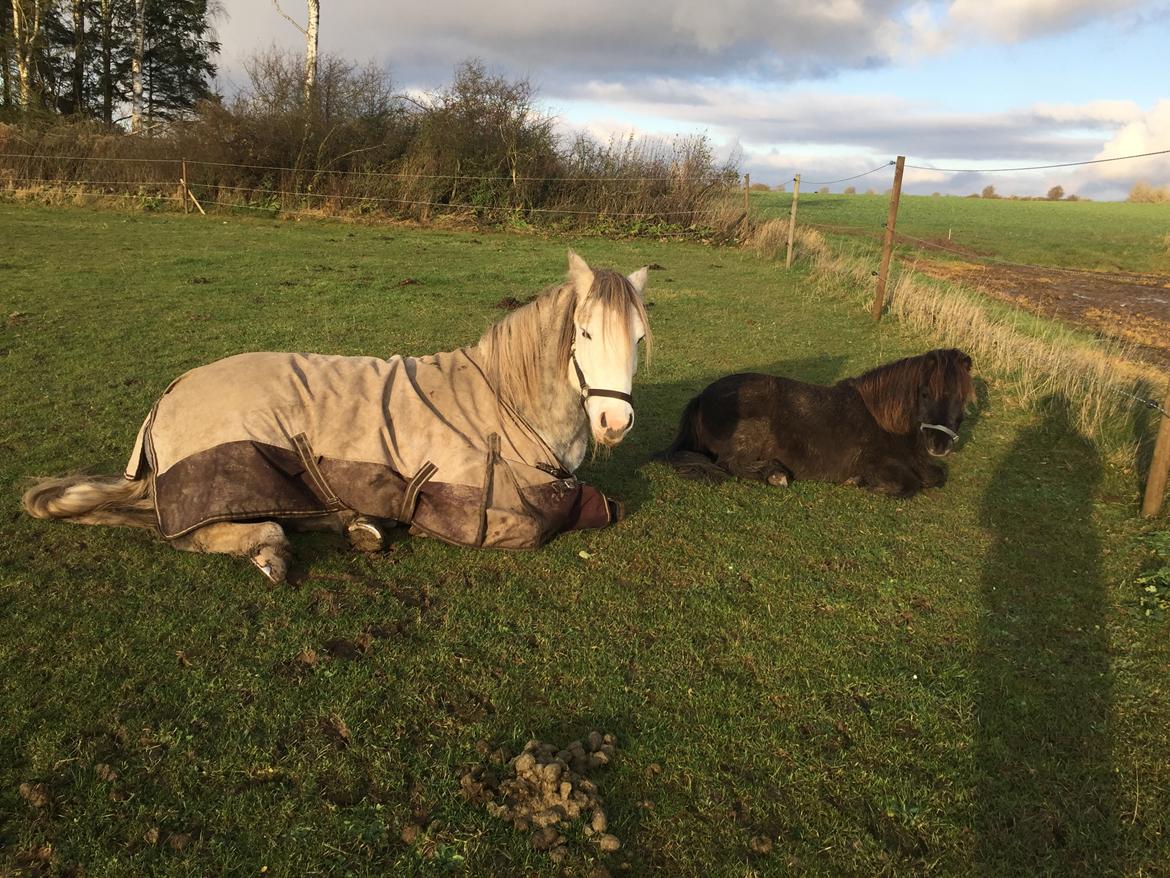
top-left (125, 350), bottom-right (617, 548)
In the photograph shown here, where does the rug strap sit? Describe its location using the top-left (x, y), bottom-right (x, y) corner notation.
top-left (474, 434), bottom-right (501, 547)
top-left (398, 461), bottom-right (437, 524)
top-left (290, 432), bottom-right (347, 513)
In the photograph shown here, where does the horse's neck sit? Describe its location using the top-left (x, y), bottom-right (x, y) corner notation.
top-left (526, 369), bottom-right (590, 472)
top-left (467, 336), bottom-right (589, 473)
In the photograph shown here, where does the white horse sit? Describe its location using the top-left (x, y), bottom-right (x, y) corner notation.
top-left (23, 251), bottom-right (651, 582)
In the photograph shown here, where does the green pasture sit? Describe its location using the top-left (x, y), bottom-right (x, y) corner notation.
top-left (1, 203), bottom-right (1168, 876)
top-left (750, 190), bottom-right (1170, 274)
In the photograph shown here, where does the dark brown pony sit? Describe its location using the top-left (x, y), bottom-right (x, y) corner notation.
top-left (663, 349), bottom-right (974, 497)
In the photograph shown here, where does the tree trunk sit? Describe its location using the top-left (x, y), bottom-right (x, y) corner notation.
top-left (100, 0), bottom-right (111, 124)
top-left (303, 0), bottom-right (317, 105)
top-left (71, 0), bottom-right (83, 114)
top-left (130, 0), bottom-right (146, 132)
top-left (11, 0), bottom-right (41, 110)
top-left (1, 0), bottom-right (13, 107)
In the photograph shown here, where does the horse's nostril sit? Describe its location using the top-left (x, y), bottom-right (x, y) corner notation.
top-left (600, 412), bottom-right (607, 429)
top-left (625, 412), bottom-right (633, 430)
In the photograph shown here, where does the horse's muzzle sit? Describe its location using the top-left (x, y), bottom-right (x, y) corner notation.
top-left (594, 409), bottom-right (634, 446)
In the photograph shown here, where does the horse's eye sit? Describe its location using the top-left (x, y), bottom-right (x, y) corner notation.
top-left (580, 328), bottom-right (592, 341)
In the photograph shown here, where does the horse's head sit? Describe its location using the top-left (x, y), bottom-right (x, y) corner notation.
top-left (916, 349), bottom-right (974, 457)
top-left (566, 250), bottom-right (651, 447)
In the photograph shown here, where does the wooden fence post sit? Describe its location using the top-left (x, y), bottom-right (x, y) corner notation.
top-left (743, 173), bottom-right (750, 222)
top-left (785, 174), bottom-right (801, 269)
top-left (1141, 380), bottom-right (1170, 517)
top-left (871, 155), bottom-right (906, 321)
top-left (181, 158), bottom-right (189, 214)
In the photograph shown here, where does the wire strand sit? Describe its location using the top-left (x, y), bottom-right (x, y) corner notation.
top-left (801, 162), bottom-right (895, 186)
top-left (904, 148), bottom-right (1170, 174)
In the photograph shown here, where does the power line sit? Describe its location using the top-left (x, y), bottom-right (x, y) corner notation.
top-left (904, 148), bottom-right (1170, 174)
top-left (802, 162), bottom-right (894, 186)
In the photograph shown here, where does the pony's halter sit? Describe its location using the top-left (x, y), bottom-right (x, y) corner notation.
top-left (920, 422), bottom-right (959, 442)
top-left (571, 344), bottom-right (633, 410)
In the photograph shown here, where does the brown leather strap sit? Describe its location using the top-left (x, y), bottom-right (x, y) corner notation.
top-left (398, 461), bottom-right (437, 523)
top-left (290, 432), bottom-right (345, 512)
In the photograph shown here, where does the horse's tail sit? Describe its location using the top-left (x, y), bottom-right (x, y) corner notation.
top-left (656, 395), bottom-right (731, 483)
top-left (22, 474), bottom-right (156, 528)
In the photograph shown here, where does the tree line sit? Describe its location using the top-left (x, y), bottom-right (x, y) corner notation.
top-left (1, 0), bottom-right (219, 129)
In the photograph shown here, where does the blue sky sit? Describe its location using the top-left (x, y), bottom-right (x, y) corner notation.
top-left (215, 1), bottom-right (1170, 199)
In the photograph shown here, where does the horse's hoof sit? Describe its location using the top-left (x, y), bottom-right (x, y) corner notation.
top-left (346, 518), bottom-right (385, 552)
top-left (250, 545), bottom-right (289, 583)
top-left (766, 471), bottom-right (789, 487)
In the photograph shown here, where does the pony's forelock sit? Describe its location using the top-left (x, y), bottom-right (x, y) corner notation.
top-left (847, 348), bottom-right (973, 434)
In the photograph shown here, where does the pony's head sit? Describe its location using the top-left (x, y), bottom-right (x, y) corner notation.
top-left (915, 349), bottom-right (974, 456)
top-left (565, 250), bottom-right (651, 447)
top-left (850, 348), bottom-right (974, 456)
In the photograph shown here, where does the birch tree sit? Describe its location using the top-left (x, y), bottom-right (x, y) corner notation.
top-left (11, 0), bottom-right (43, 109)
top-left (70, 0), bottom-right (84, 112)
top-left (129, 0), bottom-right (144, 131)
top-left (271, 0), bottom-right (318, 105)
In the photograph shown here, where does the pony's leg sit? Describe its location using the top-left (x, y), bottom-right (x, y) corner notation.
top-left (284, 513), bottom-right (391, 552)
top-left (921, 461), bottom-right (947, 489)
top-left (717, 452), bottom-right (793, 486)
top-left (170, 521), bottom-right (293, 583)
top-left (856, 462), bottom-right (921, 498)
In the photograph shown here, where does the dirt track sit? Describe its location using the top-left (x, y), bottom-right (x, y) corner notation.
top-left (904, 242), bottom-right (1170, 368)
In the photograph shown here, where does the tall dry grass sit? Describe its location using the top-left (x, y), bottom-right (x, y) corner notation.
top-left (785, 228), bottom-right (1164, 467)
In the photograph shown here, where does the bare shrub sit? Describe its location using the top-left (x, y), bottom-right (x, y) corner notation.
top-left (981, 185), bottom-right (997, 199)
top-left (0, 56), bottom-right (737, 233)
top-left (843, 186), bottom-right (856, 195)
top-left (1047, 185), bottom-right (1064, 201)
top-left (1128, 181), bottom-right (1170, 203)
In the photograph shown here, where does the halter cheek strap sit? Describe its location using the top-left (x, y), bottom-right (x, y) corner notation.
top-left (572, 346), bottom-right (633, 409)
top-left (920, 423), bottom-right (959, 442)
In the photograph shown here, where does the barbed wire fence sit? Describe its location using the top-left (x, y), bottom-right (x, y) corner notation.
top-left (0, 151), bottom-right (736, 233)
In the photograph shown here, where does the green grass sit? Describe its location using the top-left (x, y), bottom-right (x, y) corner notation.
top-left (1, 203), bottom-right (1169, 876)
top-left (750, 191), bottom-right (1170, 274)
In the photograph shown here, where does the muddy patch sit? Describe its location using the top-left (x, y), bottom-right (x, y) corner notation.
top-left (906, 253), bottom-right (1170, 367)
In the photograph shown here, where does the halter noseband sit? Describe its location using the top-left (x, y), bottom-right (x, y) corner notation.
top-left (571, 345), bottom-right (633, 410)
top-left (920, 422), bottom-right (959, 443)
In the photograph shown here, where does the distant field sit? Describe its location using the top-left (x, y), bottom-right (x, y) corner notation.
top-left (750, 191), bottom-right (1170, 274)
top-left (1, 204), bottom-right (1168, 876)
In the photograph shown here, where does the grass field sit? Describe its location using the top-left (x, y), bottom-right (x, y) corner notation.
top-left (2, 203), bottom-right (1169, 876)
top-left (749, 191), bottom-right (1170, 274)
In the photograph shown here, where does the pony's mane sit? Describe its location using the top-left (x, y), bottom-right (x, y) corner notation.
top-left (844, 348), bottom-right (974, 434)
top-left (475, 268), bottom-right (652, 406)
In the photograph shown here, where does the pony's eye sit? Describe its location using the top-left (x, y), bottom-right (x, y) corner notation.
top-left (580, 328), bottom-right (592, 341)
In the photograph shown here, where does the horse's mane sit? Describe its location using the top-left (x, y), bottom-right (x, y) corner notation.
top-left (844, 348), bottom-right (974, 434)
top-left (475, 268), bottom-right (652, 406)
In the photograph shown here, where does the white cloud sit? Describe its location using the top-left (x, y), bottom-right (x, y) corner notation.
top-left (946, 0), bottom-right (1146, 41)
top-left (1090, 100), bottom-right (1170, 184)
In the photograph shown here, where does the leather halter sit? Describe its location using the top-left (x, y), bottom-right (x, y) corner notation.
top-left (571, 345), bottom-right (633, 410)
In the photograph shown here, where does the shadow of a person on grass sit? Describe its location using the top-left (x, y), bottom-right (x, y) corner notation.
top-left (976, 394), bottom-right (1115, 875)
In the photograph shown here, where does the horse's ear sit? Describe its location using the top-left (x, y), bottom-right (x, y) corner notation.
top-left (959, 351), bottom-right (973, 370)
top-left (626, 266), bottom-right (648, 298)
top-left (567, 249), bottom-right (593, 299)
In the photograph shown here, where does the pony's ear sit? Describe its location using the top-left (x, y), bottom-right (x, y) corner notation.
top-left (567, 249), bottom-right (594, 299)
top-left (626, 266), bottom-right (649, 298)
top-left (959, 351), bottom-right (973, 370)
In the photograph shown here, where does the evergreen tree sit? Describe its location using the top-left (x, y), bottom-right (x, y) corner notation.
top-left (141, 0), bottom-right (217, 123)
